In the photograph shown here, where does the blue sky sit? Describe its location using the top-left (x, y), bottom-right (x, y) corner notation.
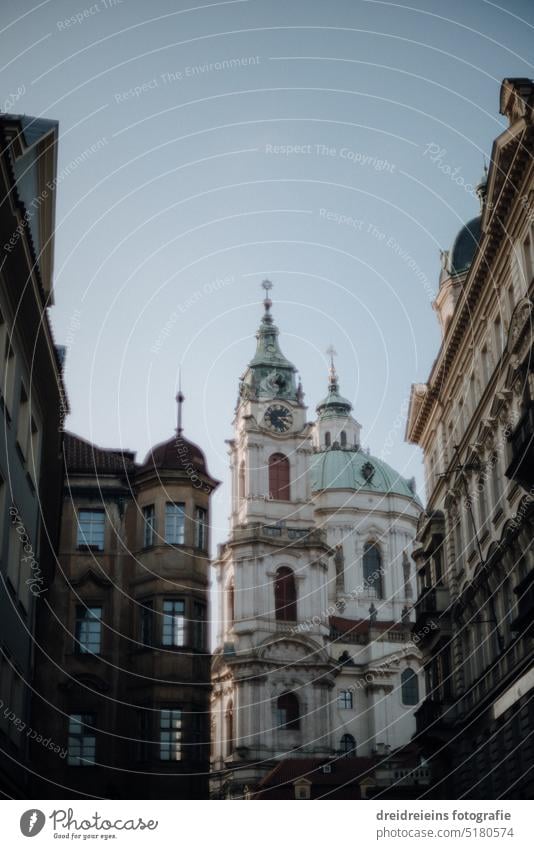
top-left (2, 0), bottom-right (533, 548)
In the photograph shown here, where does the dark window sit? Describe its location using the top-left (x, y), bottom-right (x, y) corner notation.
top-left (165, 502), bottom-right (185, 545)
top-left (239, 462), bottom-right (246, 500)
top-left (77, 510), bottom-right (105, 551)
top-left (363, 542), bottom-right (383, 598)
top-left (143, 505), bottom-right (156, 547)
top-left (432, 548), bottom-right (443, 585)
top-left (136, 710), bottom-right (150, 761)
top-left (68, 714), bottom-right (96, 766)
top-left (162, 600), bottom-right (185, 646)
top-left (225, 701), bottom-right (233, 756)
top-left (193, 601), bottom-right (206, 650)
top-left (191, 711), bottom-right (205, 761)
top-left (401, 668), bottom-right (419, 705)
top-left (195, 507), bottom-right (208, 550)
top-left (140, 601), bottom-right (153, 647)
top-left (268, 453), bottom-right (290, 501)
top-left (274, 566), bottom-right (297, 621)
top-left (338, 689), bottom-right (353, 709)
top-left (325, 431), bottom-right (331, 447)
top-left (160, 709), bottom-right (182, 761)
top-left (340, 733), bottom-right (356, 756)
top-left (276, 692), bottom-right (300, 730)
top-left (75, 606), bottom-right (102, 654)
top-left (227, 582), bottom-right (235, 626)
top-left (340, 430), bottom-right (347, 447)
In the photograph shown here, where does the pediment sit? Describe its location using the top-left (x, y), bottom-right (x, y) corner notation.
top-left (69, 568), bottom-right (112, 589)
top-left (257, 634), bottom-right (328, 664)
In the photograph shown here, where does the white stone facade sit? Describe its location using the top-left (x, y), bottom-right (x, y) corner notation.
top-left (211, 293), bottom-right (423, 796)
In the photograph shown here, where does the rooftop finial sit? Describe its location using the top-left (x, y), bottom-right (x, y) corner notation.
top-left (326, 344), bottom-right (338, 387)
top-left (176, 369), bottom-right (185, 435)
top-left (261, 279), bottom-right (273, 324)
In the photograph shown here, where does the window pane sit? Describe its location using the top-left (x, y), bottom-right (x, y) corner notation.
top-left (195, 507), bottom-right (207, 549)
top-left (68, 713), bottom-right (96, 766)
top-left (193, 601), bottom-right (206, 650)
top-left (143, 505), bottom-right (156, 547)
top-left (162, 600), bottom-right (185, 646)
top-left (160, 709), bottom-right (182, 761)
top-left (77, 510), bottom-right (105, 550)
top-left (165, 503), bottom-right (185, 544)
top-left (338, 690), bottom-right (353, 709)
top-left (401, 668), bottom-right (419, 705)
top-left (75, 607), bottom-right (102, 654)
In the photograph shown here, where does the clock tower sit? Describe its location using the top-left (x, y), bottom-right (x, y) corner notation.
top-left (211, 283), bottom-right (336, 797)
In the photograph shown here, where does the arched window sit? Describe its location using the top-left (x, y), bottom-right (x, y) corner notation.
top-left (401, 668), bottom-right (419, 705)
top-left (363, 542), bottom-right (383, 598)
top-left (340, 734), bottom-right (356, 756)
top-left (227, 582), bottom-right (235, 626)
top-left (340, 430), bottom-right (347, 447)
top-left (325, 431), bottom-right (331, 447)
top-left (268, 453), bottom-right (290, 501)
top-left (239, 461), bottom-right (245, 500)
top-left (276, 693), bottom-right (300, 730)
top-left (225, 701), bottom-right (233, 756)
top-left (274, 567), bottom-right (297, 621)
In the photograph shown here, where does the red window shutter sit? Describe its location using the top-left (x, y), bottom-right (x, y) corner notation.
top-left (269, 453), bottom-right (290, 501)
top-left (274, 567), bottom-right (297, 621)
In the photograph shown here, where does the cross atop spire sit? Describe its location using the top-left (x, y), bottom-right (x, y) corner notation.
top-left (326, 345), bottom-right (338, 387)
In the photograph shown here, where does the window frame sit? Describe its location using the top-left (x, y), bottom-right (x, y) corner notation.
top-left (74, 605), bottom-right (103, 655)
top-left (162, 599), bottom-right (186, 647)
top-left (276, 692), bottom-right (300, 730)
top-left (76, 509), bottom-right (105, 552)
top-left (195, 506), bottom-right (208, 550)
top-left (268, 453), bottom-right (290, 501)
top-left (340, 733), bottom-right (357, 756)
top-left (274, 566), bottom-right (297, 622)
top-left (338, 689), bottom-right (353, 710)
top-left (363, 541), bottom-right (384, 598)
top-left (67, 713), bottom-right (96, 766)
top-left (192, 600), bottom-right (206, 650)
top-left (164, 502), bottom-right (186, 545)
top-left (401, 667), bottom-right (420, 706)
top-left (142, 504), bottom-right (156, 548)
top-left (159, 708), bottom-right (182, 761)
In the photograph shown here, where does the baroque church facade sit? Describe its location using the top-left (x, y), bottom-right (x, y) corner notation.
top-left (211, 285), bottom-right (423, 797)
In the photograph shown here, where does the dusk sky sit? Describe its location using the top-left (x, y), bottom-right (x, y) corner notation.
top-left (2, 0), bottom-right (533, 552)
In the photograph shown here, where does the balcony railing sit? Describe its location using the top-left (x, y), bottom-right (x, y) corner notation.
top-left (506, 402), bottom-right (534, 489)
top-left (230, 523), bottom-right (327, 548)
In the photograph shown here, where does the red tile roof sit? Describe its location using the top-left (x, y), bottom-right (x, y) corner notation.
top-left (254, 756), bottom-right (378, 798)
top-left (63, 432), bottom-right (136, 475)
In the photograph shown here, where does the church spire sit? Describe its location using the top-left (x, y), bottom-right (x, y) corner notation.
top-left (237, 281), bottom-right (300, 404)
top-left (316, 347), bottom-right (353, 418)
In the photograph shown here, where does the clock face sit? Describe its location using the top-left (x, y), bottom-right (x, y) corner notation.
top-left (263, 404), bottom-right (293, 433)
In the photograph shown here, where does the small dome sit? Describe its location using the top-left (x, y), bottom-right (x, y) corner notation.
top-left (449, 215), bottom-right (481, 276)
top-left (140, 434), bottom-right (210, 477)
top-left (310, 448), bottom-right (420, 501)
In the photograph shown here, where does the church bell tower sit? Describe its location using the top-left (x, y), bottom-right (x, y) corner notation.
top-left (211, 283), bottom-right (336, 797)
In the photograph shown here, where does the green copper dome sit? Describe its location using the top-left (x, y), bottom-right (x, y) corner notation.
top-left (310, 448), bottom-right (420, 501)
top-left (316, 349), bottom-right (352, 418)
